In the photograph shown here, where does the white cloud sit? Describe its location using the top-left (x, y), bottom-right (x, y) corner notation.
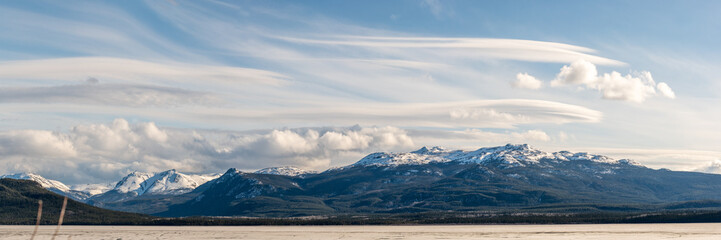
top-left (551, 59), bottom-right (676, 102)
top-left (278, 36), bottom-right (625, 66)
top-left (0, 130), bottom-right (76, 158)
top-left (0, 57), bottom-right (288, 87)
top-left (557, 131), bottom-right (570, 142)
top-left (656, 82), bottom-right (676, 99)
top-left (407, 128), bottom-right (552, 147)
top-left (206, 99), bottom-right (602, 129)
top-left (512, 73), bottom-right (542, 89)
top-left (695, 159), bottom-right (721, 174)
top-left (0, 98), bottom-right (602, 131)
top-left (577, 147), bottom-right (721, 172)
top-left (0, 82), bottom-right (218, 107)
top-left (512, 130), bottom-right (551, 142)
top-left (0, 119), bottom-right (415, 184)
top-left (551, 59), bottom-right (598, 86)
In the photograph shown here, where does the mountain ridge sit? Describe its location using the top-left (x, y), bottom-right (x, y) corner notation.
top-left (7, 144), bottom-right (721, 218)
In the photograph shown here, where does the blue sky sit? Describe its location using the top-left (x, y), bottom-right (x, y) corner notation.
top-left (1, 0), bottom-right (720, 184)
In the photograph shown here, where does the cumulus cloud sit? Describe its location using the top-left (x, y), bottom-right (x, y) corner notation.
top-left (551, 59), bottom-right (598, 86)
top-left (0, 119), bottom-right (415, 184)
top-left (511, 130), bottom-right (551, 142)
top-left (695, 159), bottom-right (721, 174)
top-left (550, 59), bottom-right (676, 102)
top-left (512, 73), bottom-right (542, 89)
top-left (0, 130), bottom-right (76, 158)
top-left (656, 82), bottom-right (676, 99)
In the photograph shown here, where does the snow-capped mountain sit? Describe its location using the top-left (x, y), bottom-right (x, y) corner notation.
top-left (88, 169), bottom-right (221, 204)
top-left (354, 144), bottom-right (640, 169)
top-left (255, 166), bottom-right (317, 176)
top-left (112, 169), bottom-right (220, 196)
top-left (149, 144), bottom-right (721, 218)
top-left (0, 172), bottom-right (95, 201)
top-left (83, 144), bottom-right (721, 217)
top-left (1, 172), bottom-right (71, 192)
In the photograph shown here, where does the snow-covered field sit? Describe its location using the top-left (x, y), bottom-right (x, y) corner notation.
top-left (1, 224), bottom-right (720, 240)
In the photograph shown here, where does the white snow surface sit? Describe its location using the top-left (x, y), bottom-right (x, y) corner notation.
top-left (0, 172), bottom-right (71, 192)
top-left (113, 169), bottom-right (220, 196)
top-left (353, 144), bottom-right (641, 168)
top-left (255, 166), bottom-right (317, 176)
top-left (70, 183), bottom-right (114, 196)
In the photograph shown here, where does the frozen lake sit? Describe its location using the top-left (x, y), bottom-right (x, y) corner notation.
top-left (1, 223), bottom-right (720, 239)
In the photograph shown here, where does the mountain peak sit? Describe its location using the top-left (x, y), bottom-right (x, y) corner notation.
top-left (111, 170), bottom-right (220, 196)
top-left (255, 166), bottom-right (317, 176)
top-left (411, 146), bottom-right (448, 154)
top-left (352, 144), bottom-right (642, 169)
top-left (503, 143), bottom-right (531, 150)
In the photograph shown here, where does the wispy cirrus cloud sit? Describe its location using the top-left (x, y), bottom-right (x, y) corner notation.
top-left (277, 36), bottom-right (625, 66)
top-left (0, 57), bottom-right (288, 86)
top-left (0, 98), bottom-right (602, 131)
top-left (0, 82), bottom-right (218, 107)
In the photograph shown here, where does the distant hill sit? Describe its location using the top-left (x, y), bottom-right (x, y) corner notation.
top-left (0, 178), bottom-right (150, 224)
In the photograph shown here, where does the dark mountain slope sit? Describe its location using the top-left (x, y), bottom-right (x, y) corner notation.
top-left (0, 178), bottom-right (151, 224)
top-left (87, 144), bottom-right (721, 218)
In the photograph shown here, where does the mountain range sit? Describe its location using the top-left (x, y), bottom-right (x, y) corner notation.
top-left (5, 144), bottom-right (721, 217)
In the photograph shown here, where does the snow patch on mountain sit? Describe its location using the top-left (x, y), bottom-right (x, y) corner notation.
top-left (255, 166), bottom-right (316, 176)
top-left (70, 183), bottom-right (114, 196)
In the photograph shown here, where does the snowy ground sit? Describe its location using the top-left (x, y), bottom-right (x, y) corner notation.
top-left (1, 224), bottom-right (720, 240)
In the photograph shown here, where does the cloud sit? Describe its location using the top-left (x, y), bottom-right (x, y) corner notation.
top-left (512, 130), bottom-right (551, 142)
top-left (0, 119), bottom-right (416, 184)
top-left (550, 59), bottom-right (676, 102)
top-left (551, 59), bottom-right (598, 86)
top-left (198, 99), bottom-right (603, 129)
top-left (0, 57), bottom-right (289, 87)
top-left (421, 0), bottom-right (445, 18)
top-left (407, 128), bottom-right (553, 147)
top-left (0, 82), bottom-right (218, 107)
top-left (278, 36), bottom-right (625, 66)
top-left (656, 82), bottom-right (676, 99)
top-left (695, 159), bottom-right (721, 174)
top-left (578, 147), bottom-right (721, 172)
top-left (512, 73), bottom-right (542, 89)
top-left (0, 130), bottom-right (76, 158)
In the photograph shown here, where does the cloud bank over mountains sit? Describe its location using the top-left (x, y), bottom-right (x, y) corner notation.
top-left (0, 119), bottom-right (574, 184)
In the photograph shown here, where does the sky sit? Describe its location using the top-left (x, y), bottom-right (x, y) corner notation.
top-left (1, 0), bottom-right (720, 184)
